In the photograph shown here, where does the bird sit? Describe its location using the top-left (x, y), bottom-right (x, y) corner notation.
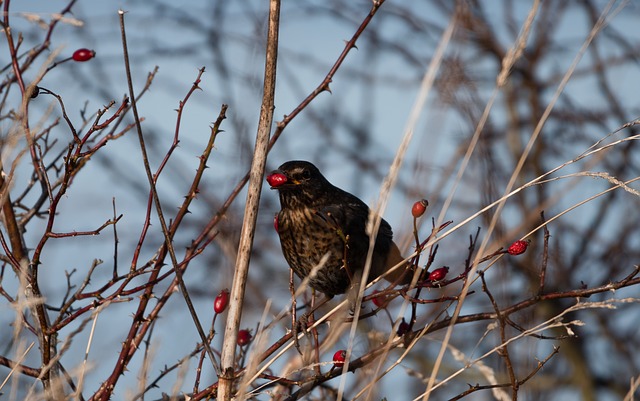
top-left (266, 160), bottom-right (415, 298)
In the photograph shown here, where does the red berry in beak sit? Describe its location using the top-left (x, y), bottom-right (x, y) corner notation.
top-left (267, 172), bottom-right (288, 188)
top-left (507, 239), bottom-right (529, 255)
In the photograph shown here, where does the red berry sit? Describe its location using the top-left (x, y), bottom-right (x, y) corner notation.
top-left (332, 350), bottom-right (346, 368)
top-left (428, 266), bottom-right (449, 282)
top-left (266, 173), bottom-right (287, 188)
top-left (411, 199), bottom-right (428, 218)
top-left (237, 329), bottom-right (252, 346)
top-left (397, 319), bottom-right (410, 336)
top-left (507, 240), bottom-right (529, 255)
top-left (371, 290), bottom-right (387, 308)
top-left (273, 214), bottom-right (279, 233)
top-left (72, 48), bottom-right (96, 62)
top-left (214, 289), bottom-right (230, 314)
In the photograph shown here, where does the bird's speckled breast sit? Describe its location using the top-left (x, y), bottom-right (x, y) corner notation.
top-left (277, 206), bottom-right (352, 295)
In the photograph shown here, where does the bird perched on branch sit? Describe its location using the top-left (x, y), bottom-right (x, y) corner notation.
top-left (266, 160), bottom-right (415, 298)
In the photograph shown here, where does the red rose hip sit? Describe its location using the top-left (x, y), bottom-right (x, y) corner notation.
top-left (371, 290), bottom-right (387, 308)
top-left (214, 289), bottom-right (230, 314)
top-left (428, 266), bottom-right (449, 282)
top-left (237, 329), bottom-right (252, 346)
top-left (332, 350), bottom-right (346, 368)
top-left (507, 240), bottom-right (529, 255)
top-left (411, 199), bottom-right (428, 218)
top-left (72, 48), bottom-right (96, 62)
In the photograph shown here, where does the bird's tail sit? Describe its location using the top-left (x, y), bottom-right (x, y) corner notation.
top-left (383, 241), bottom-right (421, 286)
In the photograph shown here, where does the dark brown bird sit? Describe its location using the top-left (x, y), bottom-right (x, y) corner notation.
top-left (266, 160), bottom-right (414, 298)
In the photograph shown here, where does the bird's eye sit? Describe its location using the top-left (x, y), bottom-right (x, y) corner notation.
top-left (301, 169), bottom-right (311, 180)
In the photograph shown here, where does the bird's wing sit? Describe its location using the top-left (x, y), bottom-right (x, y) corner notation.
top-left (313, 200), bottom-right (394, 246)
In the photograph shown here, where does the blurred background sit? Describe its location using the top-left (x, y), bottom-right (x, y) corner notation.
top-left (2, 1), bottom-right (640, 400)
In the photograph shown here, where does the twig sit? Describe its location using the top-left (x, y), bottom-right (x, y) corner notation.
top-left (448, 347), bottom-right (559, 401)
top-left (538, 211), bottom-right (550, 295)
top-left (0, 343), bottom-right (37, 386)
top-left (479, 271), bottom-right (518, 398)
top-left (218, 0), bottom-right (280, 399)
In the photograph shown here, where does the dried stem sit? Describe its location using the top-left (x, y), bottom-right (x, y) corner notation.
top-left (218, 0), bottom-right (280, 399)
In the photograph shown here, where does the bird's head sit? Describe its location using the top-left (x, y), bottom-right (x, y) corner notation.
top-left (266, 160), bottom-right (331, 207)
